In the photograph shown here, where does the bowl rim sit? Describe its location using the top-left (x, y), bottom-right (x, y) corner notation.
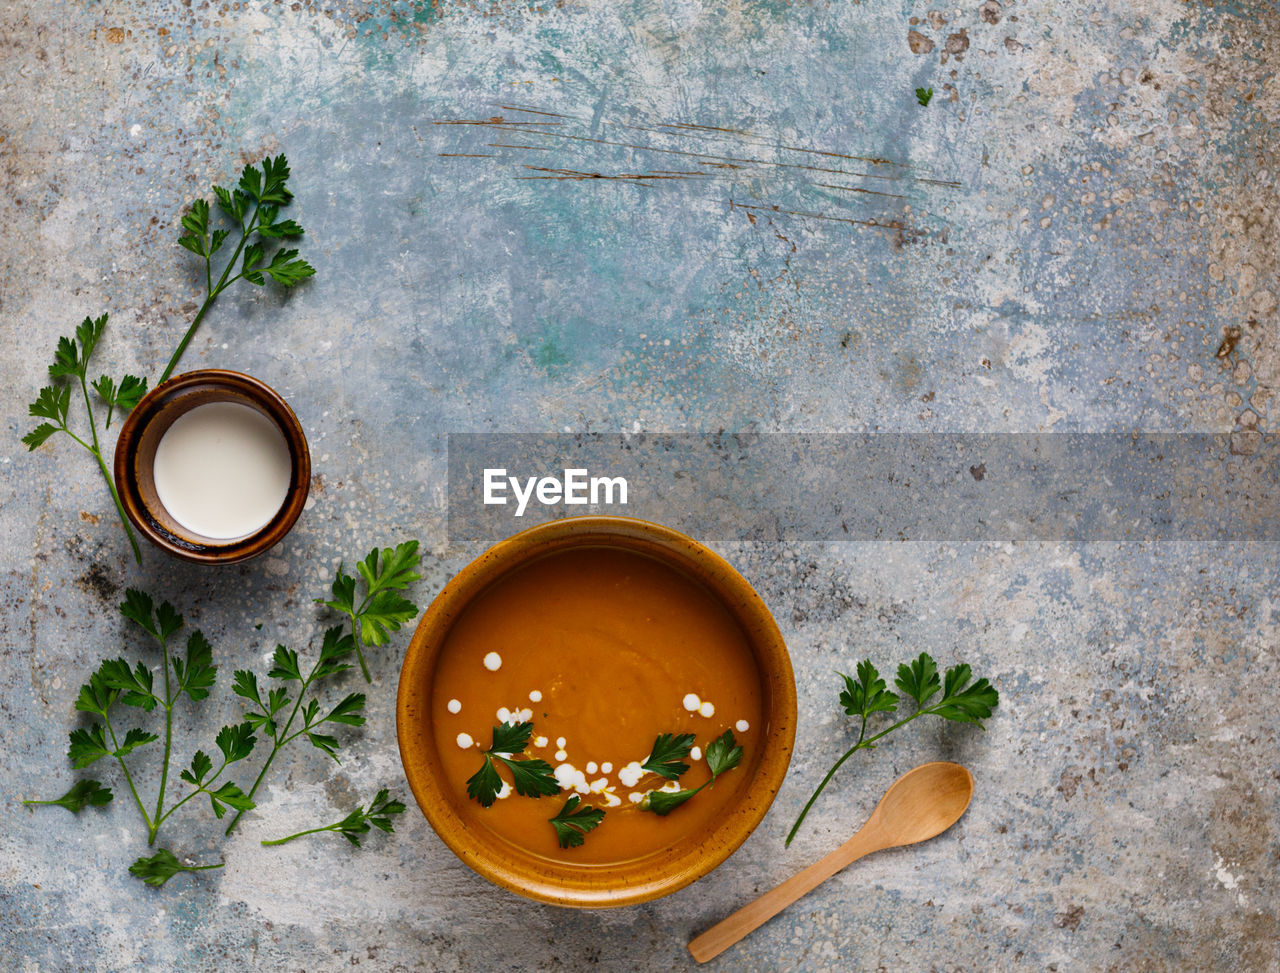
top-left (396, 515), bottom-right (797, 908)
top-left (112, 368), bottom-right (310, 565)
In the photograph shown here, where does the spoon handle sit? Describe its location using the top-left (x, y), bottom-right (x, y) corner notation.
top-left (688, 823), bottom-right (891, 964)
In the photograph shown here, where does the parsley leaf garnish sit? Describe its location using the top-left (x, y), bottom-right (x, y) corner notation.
top-left (641, 732), bottom-right (696, 780)
top-left (22, 779), bottom-right (113, 813)
top-left (640, 730), bottom-right (743, 816)
top-left (319, 540), bottom-right (423, 682)
top-left (786, 651), bottom-right (998, 845)
top-left (916, 86), bottom-right (934, 107)
top-left (549, 795), bottom-right (606, 848)
top-left (261, 789), bottom-right (407, 847)
top-left (466, 721), bottom-right (561, 807)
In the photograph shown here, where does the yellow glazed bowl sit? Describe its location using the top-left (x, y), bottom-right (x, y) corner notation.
top-left (396, 516), bottom-right (796, 907)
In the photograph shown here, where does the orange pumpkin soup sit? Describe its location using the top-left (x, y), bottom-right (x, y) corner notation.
top-left (432, 545), bottom-right (763, 865)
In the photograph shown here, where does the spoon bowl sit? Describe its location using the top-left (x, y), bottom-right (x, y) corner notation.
top-left (864, 760), bottom-right (975, 846)
top-left (688, 761), bottom-right (975, 963)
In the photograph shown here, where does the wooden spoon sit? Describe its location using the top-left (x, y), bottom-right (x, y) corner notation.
top-left (688, 761), bottom-right (975, 964)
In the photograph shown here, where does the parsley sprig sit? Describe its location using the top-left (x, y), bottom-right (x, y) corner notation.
top-left (548, 795), bottom-right (606, 848)
top-left (319, 540), bottom-right (423, 682)
top-left (786, 652), bottom-right (998, 846)
top-left (466, 722), bottom-right (561, 807)
top-left (128, 849), bottom-right (224, 888)
top-left (640, 730), bottom-right (743, 816)
top-left (163, 154), bottom-right (314, 383)
top-left (261, 789), bottom-right (407, 847)
top-left (24, 541), bottom-right (422, 886)
top-left (27, 588), bottom-right (260, 858)
top-left (23, 313), bottom-right (147, 562)
top-left (22, 155), bottom-right (313, 562)
top-left (223, 627), bottom-right (367, 834)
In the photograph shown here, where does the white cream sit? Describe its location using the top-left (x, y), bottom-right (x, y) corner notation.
top-left (736, 719), bottom-right (750, 733)
top-left (682, 693), bottom-right (701, 712)
top-left (456, 732), bottom-right (473, 749)
top-left (152, 401), bottom-right (291, 539)
top-left (483, 652), bottom-right (502, 671)
top-left (447, 699), bottom-right (462, 714)
top-left (618, 761), bottom-right (645, 788)
top-left (698, 701), bottom-right (715, 718)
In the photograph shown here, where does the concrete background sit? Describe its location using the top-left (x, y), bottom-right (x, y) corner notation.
top-left (2, 0), bottom-right (1277, 970)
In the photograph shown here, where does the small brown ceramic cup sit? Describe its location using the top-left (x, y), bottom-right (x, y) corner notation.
top-left (113, 369), bottom-right (310, 564)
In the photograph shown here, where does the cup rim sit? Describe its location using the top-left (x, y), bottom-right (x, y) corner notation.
top-left (396, 515), bottom-right (797, 907)
top-left (113, 368), bottom-right (311, 564)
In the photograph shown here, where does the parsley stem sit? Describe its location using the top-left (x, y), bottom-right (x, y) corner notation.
top-left (75, 373), bottom-right (142, 564)
top-left (103, 713), bottom-right (154, 836)
top-left (259, 824), bottom-right (332, 846)
top-left (150, 630), bottom-right (175, 845)
top-left (784, 708), bottom-right (931, 847)
top-left (155, 753), bottom-right (235, 829)
top-left (223, 657), bottom-right (315, 835)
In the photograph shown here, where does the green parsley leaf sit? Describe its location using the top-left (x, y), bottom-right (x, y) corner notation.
top-left (323, 693), bottom-right (367, 727)
top-left (22, 421), bottom-right (60, 451)
top-left (704, 729), bottom-right (744, 778)
top-left (119, 588), bottom-right (158, 637)
top-left (181, 750), bottom-right (214, 787)
top-left (916, 86), bottom-right (934, 107)
top-left (641, 732), bottom-right (695, 780)
top-left (100, 657), bottom-right (159, 711)
top-left (263, 248), bottom-right (315, 286)
top-left (68, 725), bottom-right (112, 768)
top-left (933, 664), bottom-right (999, 724)
top-left (549, 796), bottom-right (605, 848)
top-left (23, 779), bottom-right (113, 812)
top-left (894, 652), bottom-right (941, 709)
top-left (466, 721), bottom-right (560, 807)
top-left (74, 666), bottom-right (120, 716)
top-left (128, 848), bottom-right (224, 887)
top-left (838, 659), bottom-right (899, 720)
top-left (267, 645), bottom-right (303, 682)
top-left (215, 722), bottom-right (257, 764)
top-left (174, 630), bottom-right (216, 701)
top-left (114, 727), bottom-right (159, 758)
top-left (466, 756), bottom-right (504, 807)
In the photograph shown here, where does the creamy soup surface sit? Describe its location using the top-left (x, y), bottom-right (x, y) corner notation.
top-left (433, 546), bottom-right (763, 865)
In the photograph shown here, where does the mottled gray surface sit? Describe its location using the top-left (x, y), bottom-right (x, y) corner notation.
top-left (2, 0), bottom-right (1278, 970)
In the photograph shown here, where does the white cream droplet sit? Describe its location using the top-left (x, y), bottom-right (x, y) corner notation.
top-left (447, 699), bottom-right (461, 714)
top-left (699, 701), bottom-right (715, 718)
top-left (456, 732), bottom-right (473, 749)
top-left (528, 689), bottom-right (542, 702)
top-left (736, 719), bottom-right (750, 733)
top-left (682, 693), bottom-right (701, 711)
top-left (483, 652), bottom-right (502, 671)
